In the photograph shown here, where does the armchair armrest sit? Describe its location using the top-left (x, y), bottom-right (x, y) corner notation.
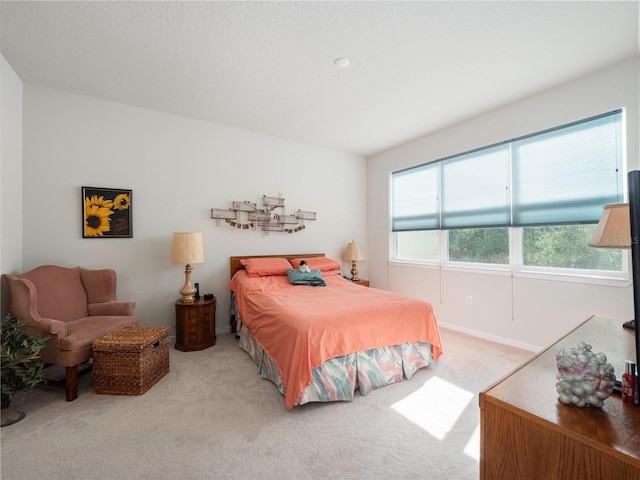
top-left (88, 301), bottom-right (136, 317)
top-left (37, 318), bottom-right (68, 337)
top-left (2, 274), bottom-right (68, 338)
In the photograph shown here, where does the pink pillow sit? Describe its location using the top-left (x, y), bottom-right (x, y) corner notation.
top-left (240, 257), bottom-right (292, 277)
top-left (290, 257), bottom-right (341, 272)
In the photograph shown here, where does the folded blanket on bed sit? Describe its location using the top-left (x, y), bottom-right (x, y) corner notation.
top-left (287, 269), bottom-right (326, 286)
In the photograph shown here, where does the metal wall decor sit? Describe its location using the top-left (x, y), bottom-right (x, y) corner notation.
top-left (211, 193), bottom-right (316, 237)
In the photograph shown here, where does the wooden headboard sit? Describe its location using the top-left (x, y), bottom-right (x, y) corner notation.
top-left (230, 253), bottom-right (325, 279)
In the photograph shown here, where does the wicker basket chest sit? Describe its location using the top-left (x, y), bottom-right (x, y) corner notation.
top-left (93, 326), bottom-right (169, 395)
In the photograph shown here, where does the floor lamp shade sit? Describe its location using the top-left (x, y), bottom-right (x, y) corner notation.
top-left (172, 232), bottom-right (204, 303)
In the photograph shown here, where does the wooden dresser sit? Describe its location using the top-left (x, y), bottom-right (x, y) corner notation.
top-left (479, 315), bottom-right (640, 479)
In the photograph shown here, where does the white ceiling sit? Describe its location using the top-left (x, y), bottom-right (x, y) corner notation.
top-left (1, 1), bottom-right (638, 156)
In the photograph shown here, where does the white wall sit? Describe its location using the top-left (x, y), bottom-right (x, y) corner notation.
top-left (21, 86), bottom-right (367, 334)
top-left (0, 54), bottom-right (23, 318)
top-left (368, 57), bottom-right (640, 350)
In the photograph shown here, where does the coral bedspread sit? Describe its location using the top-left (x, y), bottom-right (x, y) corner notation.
top-left (229, 270), bottom-right (442, 409)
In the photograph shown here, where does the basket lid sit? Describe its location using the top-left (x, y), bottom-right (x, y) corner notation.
top-left (93, 326), bottom-right (169, 352)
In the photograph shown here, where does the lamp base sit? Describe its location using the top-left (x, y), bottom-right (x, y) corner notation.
top-left (350, 261), bottom-right (359, 282)
top-left (180, 295), bottom-right (195, 304)
top-left (179, 263), bottom-right (196, 304)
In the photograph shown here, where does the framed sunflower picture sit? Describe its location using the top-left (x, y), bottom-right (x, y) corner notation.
top-left (82, 187), bottom-right (132, 238)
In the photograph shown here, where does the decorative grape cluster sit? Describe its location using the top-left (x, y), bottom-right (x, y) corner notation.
top-left (555, 341), bottom-right (616, 408)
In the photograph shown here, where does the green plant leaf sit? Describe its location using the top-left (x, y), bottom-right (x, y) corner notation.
top-left (1, 314), bottom-right (49, 409)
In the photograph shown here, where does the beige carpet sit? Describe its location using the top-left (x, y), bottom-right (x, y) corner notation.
top-left (0, 328), bottom-right (532, 480)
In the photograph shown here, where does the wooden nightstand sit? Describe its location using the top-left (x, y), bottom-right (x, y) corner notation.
top-left (351, 279), bottom-right (369, 287)
top-left (174, 297), bottom-right (216, 351)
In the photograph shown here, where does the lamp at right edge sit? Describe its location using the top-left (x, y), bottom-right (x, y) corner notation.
top-left (342, 241), bottom-right (364, 282)
top-left (590, 170), bottom-right (640, 405)
top-left (628, 170), bottom-right (640, 405)
top-left (589, 203), bottom-right (631, 249)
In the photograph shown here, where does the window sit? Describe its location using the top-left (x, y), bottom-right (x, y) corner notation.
top-left (522, 224), bottom-right (622, 271)
top-left (392, 110), bottom-right (624, 274)
top-left (395, 230), bottom-right (439, 261)
top-left (448, 227), bottom-right (509, 264)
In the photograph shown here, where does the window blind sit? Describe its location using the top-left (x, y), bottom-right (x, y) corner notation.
top-left (440, 144), bottom-right (510, 229)
top-left (391, 110), bottom-right (623, 232)
top-left (511, 111), bottom-right (623, 226)
top-left (392, 163), bottom-right (439, 231)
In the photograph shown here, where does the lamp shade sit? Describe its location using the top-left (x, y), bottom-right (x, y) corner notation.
top-left (172, 232), bottom-right (204, 264)
top-left (588, 203), bottom-right (631, 248)
top-left (342, 241), bottom-right (364, 261)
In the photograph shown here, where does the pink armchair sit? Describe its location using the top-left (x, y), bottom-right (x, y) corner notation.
top-left (2, 265), bottom-right (138, 401)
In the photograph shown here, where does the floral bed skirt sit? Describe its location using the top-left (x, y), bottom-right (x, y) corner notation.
top-left (237, 317), bottom-right (434, 406)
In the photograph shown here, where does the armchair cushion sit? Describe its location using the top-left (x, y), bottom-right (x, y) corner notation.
top-left (60, 315), bottom-right (138, 351)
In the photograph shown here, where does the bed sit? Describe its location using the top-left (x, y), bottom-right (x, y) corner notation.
top-left (229, 253), bottom-right (442, 409)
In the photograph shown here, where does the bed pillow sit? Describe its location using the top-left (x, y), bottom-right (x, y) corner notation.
top-left (240, 257), bottom-right (292, 277)
top-left (290, 257), bottom-right (341, 272)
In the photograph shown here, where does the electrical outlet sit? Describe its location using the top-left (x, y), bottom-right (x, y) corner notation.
top-left (466, 294), bottom-right (473, 305)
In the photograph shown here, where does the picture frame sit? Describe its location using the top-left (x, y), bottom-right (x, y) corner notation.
top-left (82, 186), bottom-right (132, 238)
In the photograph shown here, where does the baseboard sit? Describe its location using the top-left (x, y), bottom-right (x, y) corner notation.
top-left (438, 321), bottom-right (541, 353)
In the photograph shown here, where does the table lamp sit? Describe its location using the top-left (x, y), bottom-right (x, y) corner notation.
top-left (172, 232), bottom-right (204, 303)
top-left (589, 203), bottom-right (631, 250)
top-left (589, 203), bottom-right (632, 328)
top-left (342, 240), bottom-right (364, 281)
top-left (589, 170), bottom-right (640, 407)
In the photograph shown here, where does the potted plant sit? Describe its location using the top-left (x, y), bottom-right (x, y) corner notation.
top-left (1, 314), bottom-right (48, 427)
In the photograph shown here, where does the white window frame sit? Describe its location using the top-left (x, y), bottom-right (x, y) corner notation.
top-left (391, 226), bottom-right (631, 286)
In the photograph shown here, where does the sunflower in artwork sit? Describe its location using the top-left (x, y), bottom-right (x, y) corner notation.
top-left (112, 193), bottom-right (130, 210)
top-left (84, 195), bottom-right (113, 210)
top-left (84, 205), bottom-right (113, 237)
